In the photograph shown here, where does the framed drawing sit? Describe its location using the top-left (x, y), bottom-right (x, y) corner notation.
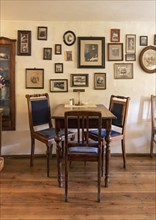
top-left (43, 48), bottom-right (52, 60)
top-left (140, 36), bottom-right (148, 46)
top-left (55, 63), bottom-right (63, 73)
top-left (125, 53), bottom-right (136, 61)
top-left (154, 35), bottom-right (156, 45)
top-left (64, 51), bottom-right (73, 61)
top-left (55, 44), bottom-right (62, 54)
top-left (126, 34), bottom-right (136, 53)
top-left (70, 74), bottom-right (89, 87)
top-left (110, 29), bottom-right (120, 42)
top-left (17, 30), bottom-right (31, 56)
top-left (108, 43), bottom-right (123, 61)
top-left (25, 68), bottom-right (44, 89)
top-left (114, 63), bottom-right (133, 79)
top-left (94, 73), bottom-right (106, 90)
top-left (63, 30), bottom-right (76, 46)
top-left (50, 79), bottom-right (68, 92)
top-left (78, 37), bottom-right (105, 68)
top-left (37, 26), bottom-right (47, 40)
top-left (139, 45), bottom-right (156, 73)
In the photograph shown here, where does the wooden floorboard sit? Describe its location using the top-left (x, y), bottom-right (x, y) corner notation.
top-left (0, 155), bottom-right (156, 220)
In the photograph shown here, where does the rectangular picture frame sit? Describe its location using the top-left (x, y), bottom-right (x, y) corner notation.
top-left (110, 29), bottom-right (120, 42)
top-left (50, 79), bottom-right (68, 92)
top-left (94, 73), bottom-right (106, 90)
top-left (17, 30), bottom-right (31, 56)
top-left (78, 37), bottom-right (105, 68)
top-left (55, 44), bottom-right (62, 55)
top-left (114, 63), bottom-right (133, 79)
top-left (71, 74), bottom-right (89, 87)
top-left (25, 68), bottom-right (44, 89)
top-left (140, 36), bottom-right (148, 46)
top-left (43, 48), bottom-right (52, 60)
top-left (125, 53), bottom-right (136, 61)
top-left (55, 63), bottom-right (63, 73)
top-left (154, 34), bottom-right (156, 45)
top-left (37, 26), bottom-right (47, 40)
top-left (108, 43), bottom-right (123, 61)
top-left (126, 34), bottom-right (136, 53)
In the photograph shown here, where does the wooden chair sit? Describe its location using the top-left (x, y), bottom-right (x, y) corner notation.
top-left (25, 93), bottom-right (72, 177)
top-left (64, 111), bottom-right (102, 202)
top-left (88, 95), bottom-right (130, 175)
top-left (150, 95), bottom-right (156, 157)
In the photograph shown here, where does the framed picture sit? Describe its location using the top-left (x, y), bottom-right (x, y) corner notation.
top-left (63, 30), bottom-right (76, 46)
top-left (110, 29), bottom-right (120, 42)
top-left (125, 53), bottom-right (136, 61)
top-left (154, 35), bottom-right (156, 45)
top-left (78, 37), bottom-right (105, 68)
top-left (37, 26), bottom-right (47, 40)
top-left (108, 43), bottom-right (123, 61)
top-left (126, 34), bottom-right (136, 53)
top-left (55, 63), bottom-right (63, 73)
top-left (43, 48), bottom-right (52, 60)
top-left (55, 44), bottom-right (62, 54)
top-left (17, 30), bottom-right (31, 56)
top-left (114, 63), bottom-right (133, 79)
top-left (140, 36), bottom-right (148, 46)
top-left (70, 74), bottom-right (89, 87)
top-left (94, 73), bottom-right (106, 90)
top-left (50, 79), bottom-right (68, 92)
top-left (64, 51), bottom-right (73, 61)
top-left (25, 68), bottom-right (44, 89)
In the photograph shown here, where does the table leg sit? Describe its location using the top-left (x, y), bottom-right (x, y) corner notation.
top-left (55, 131), bottom-right (63, 187)
top-left (104, 119), bottom-right (112, 187)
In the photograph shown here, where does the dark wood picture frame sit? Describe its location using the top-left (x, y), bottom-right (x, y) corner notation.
top-left (50, 79), bottom-right (68, 92)
top-left (78, 37), bottom-right (105, 68)
top-left (154, 35), bottom-right (156, 45)
top-left (71, 74), bottom-right (89, 87)
top-left (140, 36), bottom-right (148, 46)
top-left (110, 29), bottom-right (120, 42)
top-left (37, 26), bottom-right (47, 40)
top-left (126, 34), bottom-right (136, 53)
top-left (43, 48), bottom-right (52, 60)
top-left (108, 43), bottom-right (123, 61)
top-left (55, 63), bottom-right (63, 73)
top-left (94, 73), bottom-right (106, 90)
top-left (25, 68), bottom-right (44, 89)
top-left (17, 30), bottom-right (31, 56)
top-left (125, 54), bottom-right (136, 61)
top-left (55, 44), bottom-right (62, 54)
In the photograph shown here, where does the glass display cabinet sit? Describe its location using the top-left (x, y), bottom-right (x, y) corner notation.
top-left (0, 37), bottom-right (16, 130)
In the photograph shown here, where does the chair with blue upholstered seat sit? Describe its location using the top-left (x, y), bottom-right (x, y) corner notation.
top-left (25, 93), bottom-right (71, 177)
top-left (88, 95), bottom-right (130, 175)
top-left (64, 110), bottom-right (102, 202)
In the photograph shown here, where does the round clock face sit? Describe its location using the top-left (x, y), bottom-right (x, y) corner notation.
top-left (139, 45), bottom-right (156, 73)
top-left (63, 31), bottom-right (76, 46)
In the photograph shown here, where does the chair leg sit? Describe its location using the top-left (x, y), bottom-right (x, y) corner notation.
top-left (30, 138), bottom-right (35, 167)
top-left (46, 144), bottom-right (53, 177)
top-left (150, 135), bottom-right (154, 158)
top-left (65, 160), bottom-right (68, 202)
top-left (121, 139), bottom-right (126, 168)
top-left (101, 145), bottom-right (104, 177)
top-left (97, 156), bottom-right (101, 202)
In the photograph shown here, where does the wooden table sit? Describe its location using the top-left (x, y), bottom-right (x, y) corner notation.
top-left (52, 104), bottom-right (116, 188)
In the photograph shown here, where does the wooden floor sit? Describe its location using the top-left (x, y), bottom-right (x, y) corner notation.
top-left (0, 155), bottom-right (156, 220)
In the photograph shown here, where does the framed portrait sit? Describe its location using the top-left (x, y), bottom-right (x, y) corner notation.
top-left (140, 36), bottom-right (148, 46)
top-left (64, 51), bottom-right (73, 61)
top-left (55, 44), bottom-right (62, 55)
top-left (43, 48), bottom-right (52, 60)
top-left (126, 34), bottom-right (136, 53)
top-left (37, 26), bottom-right (47, 40)
top-left (114, 63), bottom-right (133, 79)
top-left (108, 43), bottom-right (123, 61)
top-left (94, 73), bottom-right (106, 90)
top-left (110, 29), bottom-right (120, 42)
top-left (154, 35), bottom-right (156, 45)
top-left (25, 68), bottom-right (44, 89)
top-left (63, 30), bottom-right (76, 46)
top-left (78, 37), bottom-right (105, 68)
top-left (50, 79), bottom-right (68, 92)
top-left (70, 74), bottom-right (89, 87)
top-left (17, 30), bottom-right (31, 56)
top-left (55, 63), bottom-right (63, 73)
top-left (125, 53), bottom-right (136, 61)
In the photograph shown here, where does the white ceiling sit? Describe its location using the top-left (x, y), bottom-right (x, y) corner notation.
top-left (0, 0), bottom-right (156, 22)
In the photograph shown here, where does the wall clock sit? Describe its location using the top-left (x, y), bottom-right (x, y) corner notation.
top-left (139, 45), bottom-right (156, 73)
top-left (63, 31), bottom-right (76, 46)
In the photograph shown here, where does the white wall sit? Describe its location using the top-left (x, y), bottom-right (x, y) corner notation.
top-left (1, 20), bottom-right (156, 155)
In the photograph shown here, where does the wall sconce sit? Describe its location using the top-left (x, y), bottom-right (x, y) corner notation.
top-left (73, 89), bottom-right (85, 105)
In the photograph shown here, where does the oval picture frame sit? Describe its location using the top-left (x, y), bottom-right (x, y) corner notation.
top-left (139, 45), bottom-right (156, 74)
top-left (63, 31), bottom-right (76, 46)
